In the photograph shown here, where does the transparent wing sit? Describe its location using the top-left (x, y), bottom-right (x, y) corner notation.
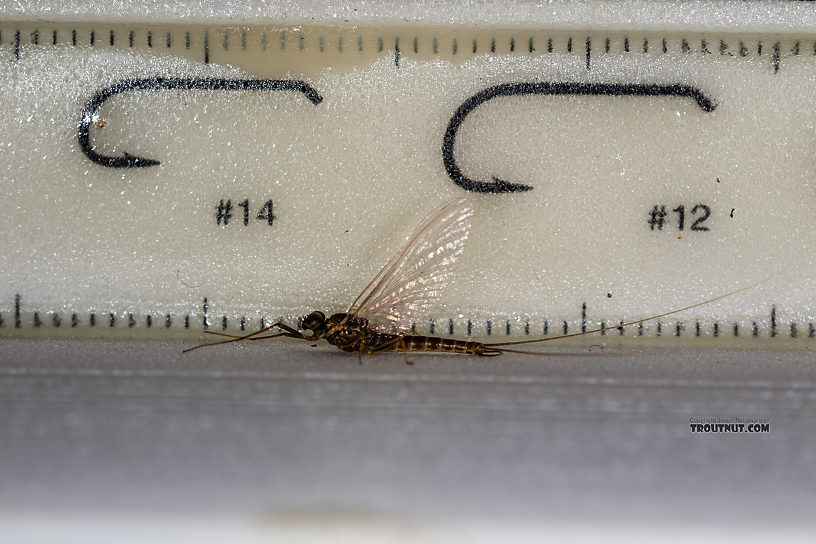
top-left (348, 197), bottom-right (474, 333)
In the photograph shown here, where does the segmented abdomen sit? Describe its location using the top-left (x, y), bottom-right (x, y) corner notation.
top-left (403, 335), bottom-right (481, 354)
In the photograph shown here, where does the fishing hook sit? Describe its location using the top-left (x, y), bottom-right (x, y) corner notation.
top-left (442, 82), bottom-right (716, 193)
top-left (78, 77), bottom-right (323, 168)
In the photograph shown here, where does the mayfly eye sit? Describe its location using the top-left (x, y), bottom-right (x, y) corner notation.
top-left (302, 311), bottom-right (325, 330)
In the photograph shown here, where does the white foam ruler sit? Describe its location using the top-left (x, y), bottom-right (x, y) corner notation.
top-left (1, 3), bottom-right (815, 347)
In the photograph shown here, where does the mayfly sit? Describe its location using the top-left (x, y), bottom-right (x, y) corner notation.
top-left (184, 198), bottom-right (760, 360)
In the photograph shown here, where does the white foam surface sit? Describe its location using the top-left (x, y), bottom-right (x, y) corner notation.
top-left (0, 23), bottom-right (812, 339)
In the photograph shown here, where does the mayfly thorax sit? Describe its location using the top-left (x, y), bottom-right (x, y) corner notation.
top-left (183, 198), bottom-right (761, 361)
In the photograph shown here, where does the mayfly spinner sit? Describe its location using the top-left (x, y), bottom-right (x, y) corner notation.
top-left (184, 198), bottom-right (759, 361)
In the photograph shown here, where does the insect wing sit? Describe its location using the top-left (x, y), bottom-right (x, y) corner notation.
top-left (349, 198), bottom-right (474, 334)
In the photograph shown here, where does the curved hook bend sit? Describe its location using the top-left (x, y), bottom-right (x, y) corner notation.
top-left (443, 82), bottom-right (716, 193)
top-left (78, 77), bottom-right (323, 168)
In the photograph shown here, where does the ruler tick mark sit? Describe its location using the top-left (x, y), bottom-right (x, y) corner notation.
top-left (15, 294), bottom-right (21, 328)
top-left (90, 30), bottom-right (95, 46)
top-left (773, 42), bottom-right (780, 73)
top-left (109, 30), bottom-right (114, 46)
top-left (14, 29), bottom-right (19, 60)
top-left (581, 302), bottom-right (587, 333)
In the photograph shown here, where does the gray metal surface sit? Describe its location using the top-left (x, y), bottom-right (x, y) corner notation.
top-left (1, 339), bottom-right (815, 541)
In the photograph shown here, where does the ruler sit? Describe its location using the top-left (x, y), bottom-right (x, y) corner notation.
top-left (1, 14), bottom-right (815, 347)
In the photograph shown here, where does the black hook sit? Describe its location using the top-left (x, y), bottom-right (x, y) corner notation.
top-left (78, 77), bottom-right (323, 168)
top-left (442, 82), bottom-right (716, 193)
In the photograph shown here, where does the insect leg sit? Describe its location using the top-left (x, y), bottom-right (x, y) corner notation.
top-left (366, 335), bottom-right (414, 365)
top-left (205, 330), bottom-right (304, 341)
top-left (399, 336), bottom-right (413, 366)
top-left (184, 322), bottom-right (299, 353)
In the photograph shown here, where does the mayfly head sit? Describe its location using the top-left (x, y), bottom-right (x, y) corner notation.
top-left (301, 311), bottom-right (327, 336)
